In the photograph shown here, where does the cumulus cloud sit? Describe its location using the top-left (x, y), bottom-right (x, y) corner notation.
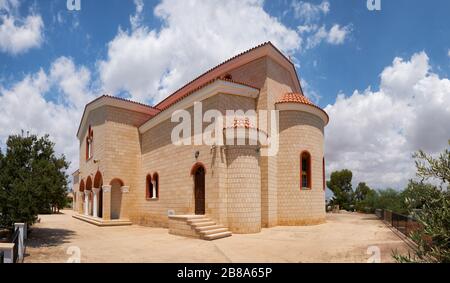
top-left (291, 0), bottom-right (329, 23)
top-left (99, 0), bottom-right (301, 104)
top-left (0, 57), bottom-right (95, 174)
top-left (325, 52), bottom-right (450, 189)
top-left (0, 0), bottom-right (44, 55)
top-left (303, 24), bottom-right (351, 49)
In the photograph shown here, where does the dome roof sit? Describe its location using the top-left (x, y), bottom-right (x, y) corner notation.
top-left (275, 92), bottom-right (329, 125)
top-left (276, 92), bottom-right (315, 106)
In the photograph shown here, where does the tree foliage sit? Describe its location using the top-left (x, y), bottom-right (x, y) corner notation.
top-left (327, 169), bottom-right (354, 210)
top-left (0, 133), bottom-right (69, 229)
top-left (394, 141), bottom-right (450, 263)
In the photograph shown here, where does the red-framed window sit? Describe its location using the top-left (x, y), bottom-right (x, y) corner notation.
top-left (300, 151), bottom-right (312, 190)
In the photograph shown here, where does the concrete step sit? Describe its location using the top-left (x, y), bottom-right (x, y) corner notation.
top-left (187, 218), bottom-right (212, 224)
top-left (203, 231), bottom-right (232, 240)
top-left (199, 228), bottom-right (229, 236)
top-left (195, 224), bottom-right (224, 232)
top-left (190, 221), bottom-right (216, 228)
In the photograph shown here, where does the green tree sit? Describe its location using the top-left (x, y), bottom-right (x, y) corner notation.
top-left (395, 141), bottom-right (450, 263)
top-left (401, 180), bottom-right (438, 213)
top-left (327, 169), bottom-right (354, 210)
top-left (0, 133), bottom-right (69, 229)
top-left (354, 182), bottom-right (375, 212)
top-left (373, 188), bottom-right (404, 213)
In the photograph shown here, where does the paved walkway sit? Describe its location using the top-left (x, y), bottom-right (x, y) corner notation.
top-left (24, 210), bottom-right (410, 263)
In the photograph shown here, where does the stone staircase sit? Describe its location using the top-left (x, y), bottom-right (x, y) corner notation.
top-left (186, 216), bottom-right (232, 240)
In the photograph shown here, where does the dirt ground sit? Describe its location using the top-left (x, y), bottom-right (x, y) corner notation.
top-left (24, 210), bottom-right (410, 263)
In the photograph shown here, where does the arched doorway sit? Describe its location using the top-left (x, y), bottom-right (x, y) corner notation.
top-left (94, 171), bottom-right (103, 218)
top-left (110, 178), bottom-right (123, 220)
top-left (86, 176), bottom-right (93, 216)
top-left (79, 179), bottom-right (85, 214)
top-left (192, 164), bottom-right (206, 215)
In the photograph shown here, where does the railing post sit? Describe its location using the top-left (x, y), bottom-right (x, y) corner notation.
top-left (14, 223), bottom-right (25, 261)
top-left (0, 244), bottom-right (14, 263)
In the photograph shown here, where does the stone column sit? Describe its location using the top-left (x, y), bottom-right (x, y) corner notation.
top-left (84, 193), bottom-right (89, 216)
top-left (102, 185), bottom-right (111, 220)
top-left (78, 192), bottom-right (84, 214)
top-left (121, 186), bottom-right (130, 218)
top-left (93, 188), bottom-right (100, 218)
top-left (151, 181), bottom-right (156, 199)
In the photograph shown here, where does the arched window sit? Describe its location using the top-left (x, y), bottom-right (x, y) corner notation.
top-left (146, 174), bottom-right (153, 199)
top-left (300, 151), bottom-right (312, 190)
top-left (86, 125), bottom-right (94, 160)
top-left (146, 173), bottom-right (159, 199)
top-left (152, 173), bottom-right (159, 199)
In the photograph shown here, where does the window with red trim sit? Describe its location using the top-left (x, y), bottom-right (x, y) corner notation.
top-left (300, 151), bottom-right (312, 190)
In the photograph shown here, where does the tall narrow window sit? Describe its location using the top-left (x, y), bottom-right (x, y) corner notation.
top-left (86, 125), bottom-right (93, 160)
top-left (300, 151), bottom-right (312, 190)
top-left (153, 173), bottom-right (159, 199)
top-left (146, 175), bottom-right (153, 199)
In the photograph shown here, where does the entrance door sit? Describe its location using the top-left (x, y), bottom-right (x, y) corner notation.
top-left (194, 166), bottom-right (205, 215)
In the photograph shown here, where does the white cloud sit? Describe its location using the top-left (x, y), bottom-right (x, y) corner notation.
top-left (99, 0), bottom-right (301, 104)
top-left (327, 24), bottom-right (350, 44)
top-left (0, 0), bottom-right (44, 55)
top-left (305, 24), bottom-right (350, 49)
top-left (0, 57), bottom-right (95, 174)
top-left (130, 0), bottom-right (144, 31)
top-left (325, 52), bottom-right (450, 189)
top-left (291, 0), bottom-right (329, 23)
top-left (448, 49), bottom-right (450, 58)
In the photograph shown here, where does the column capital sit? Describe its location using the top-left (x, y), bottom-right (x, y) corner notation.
top-left (102, 185), bottom-right (111, 193)
top-left (121, 186), bottom-right (130, 193)
top-left (92, 187), bottom-right (101, 194)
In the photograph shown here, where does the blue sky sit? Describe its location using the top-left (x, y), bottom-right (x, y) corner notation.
top-left (1, 0), bottom-right (449, 190)
top-left (2, 0), bottom-right (450, 106)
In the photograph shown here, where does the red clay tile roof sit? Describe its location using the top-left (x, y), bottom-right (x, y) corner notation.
top-left (229, 117), bottom-right (254, 129)
top-left (223, 117), bottom-right (268, 137)
top-left (276, 92), bottom-right (316, 106)
top-left (276, 92), bottom-right (329, 121)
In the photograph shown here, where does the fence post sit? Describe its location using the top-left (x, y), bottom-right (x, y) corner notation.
top-left (14, 223), bottom-right (25, 261)
top-left (0, 244), bottom-right (14, 263)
